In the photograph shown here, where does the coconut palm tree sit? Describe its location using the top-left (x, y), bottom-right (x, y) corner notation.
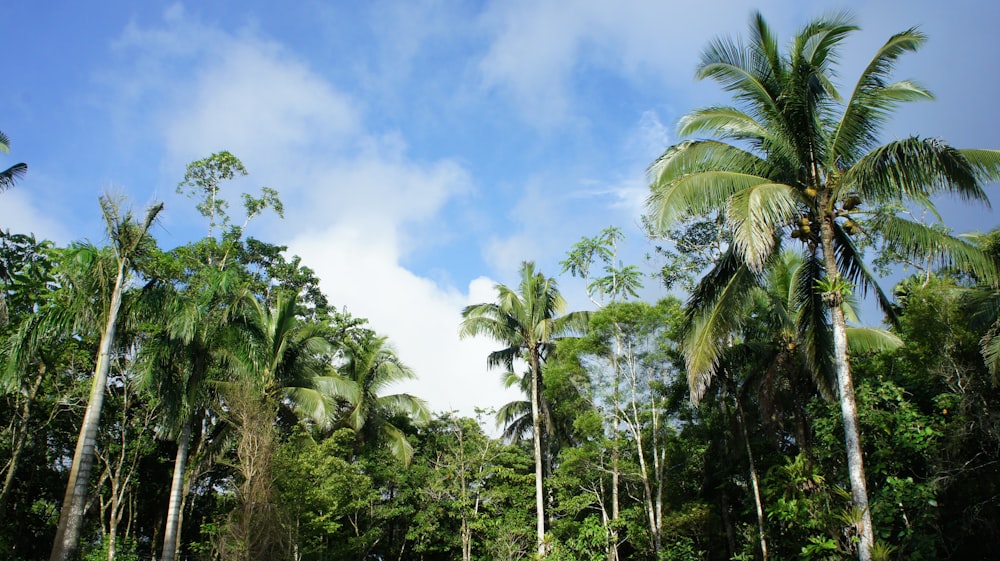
top-left (0, 130), bottom-right (26, 192)
top-left (49, 196), bottom-right (163, 561)
top-left (460, 261), bottom-right (588, 557)
top-left (702, 250), bottom-right (903, 560)
top-left (646, 13), bottom-right (1000, 560)
top-left (330, 330), bottom-right (430, 465)
top-left (216, 290), bottom-right (346, 561)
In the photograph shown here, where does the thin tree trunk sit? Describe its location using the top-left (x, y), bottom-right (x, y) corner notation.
top-left (461, 514), bottom-right (472, 561)
top-left (719, 488), bottom-right (737, 558)
top-left (631, 400), bottom-right (659, 556)
top-left (624, 346), bottom-right (661, 556)
top-left (0, 363), bottom-right (45, 520)
top-left (608, 329), bottom-right (622, 561)
top-left (99, 379), bottom-right (150, 561)
top-left (108, 517), bottom-right (118, 561)
top-left (529, 350), bottom-right (546, 558)
top-left (736, 398), bottom-right (769, 561)
top-left (161, 419), bottom-right (192, 561)
top-left (819, 207), bottom-right (874, 561)
top-left (50, 262), bottom-right (126, 561)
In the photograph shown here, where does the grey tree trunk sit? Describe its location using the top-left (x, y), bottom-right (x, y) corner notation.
top-left (160, 419), bottom-right (192, 561)
top-left (529, 349), bottom-right (546, 558)
top-left (50, 263), bottom-right (126, 561)
top-left (819, 206), bottom-right (874, 561)
top-left (608, 329), bottom-right (622, 561)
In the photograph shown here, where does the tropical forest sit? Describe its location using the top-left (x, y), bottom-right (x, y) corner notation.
top-left (5, 10), bottom-right (1000, 561)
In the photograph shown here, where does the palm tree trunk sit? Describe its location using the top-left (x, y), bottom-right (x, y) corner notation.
top-left (161, 419), bottom-right (192, 561)
top-left (819, 211), bottom-right (874, 561)
top-left (529, 350), bottom-right (546, 558)
top-left (50, 262), bottom-right (126, 561)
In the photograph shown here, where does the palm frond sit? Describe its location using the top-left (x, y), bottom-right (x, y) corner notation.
top-left (679, 106), bottom-right (772, 142)
top-left (832, 29), bottom-right (928, 160)
top-left (832, 222), bottom-right (897, 324)
top-left (487, 346), bottom-right (520, 372)
top-left (0, 163), bottom-right (27, 191)
top-left (496, 399), bottom-right (532, 442)
top-left (794, 12), bottom-right (857, 71)
top-left (727, 182), bottom-right (799, 270)
top-left (685, 249), bottom-right (759, 402)
top-left (981, 331), bottom-right (1000, 377)
top-left (285, 386), bottom-right (339, 428)
top-left (377, 393), bottom-right (431, 424)
top-left (648, 163), bottom-right (772, 230)
top-left (697, 28), bottom-right (782, 120)
top-left (845, 327), bottom-right (903, 354)
top-left (959, 149), bottom-right (1000, 183)
top-left (845, 137), bottom-right (990, 206)
top-left (379, 422), bottom-right (415, 466)
top-left (308, 373), bottom-right (361, 405)
top-left (874, 214), bottom-right (1000, 286)
top-left (789, 252), bottom-right (837, 400)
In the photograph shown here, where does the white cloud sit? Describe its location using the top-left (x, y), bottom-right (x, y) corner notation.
top-left (161, 41), bottom-right (360, 168)
top-left (476, 0), bottom-right (799, 123)
top-left (289, 141), bottom-right (471, 251)
top-left (108, 7), bottom-right (517, 420)
top-left (0, 189), bottom-right (71, 243)
top-left (289, 226), bottom-right (520, 418)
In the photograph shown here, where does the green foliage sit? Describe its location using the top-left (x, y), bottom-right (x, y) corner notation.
top-left (7, 17), bottom-right (1000, 558)
top-left (659, 535), bottom-right (704, 561)
top-left (81, 538), bottom-right (140, 561)
top-left (562, 226), bottom-right (644, 305)
top-left (762, 452), bottom-right (852, 559)
top-left (177, 151), bottom-right (248, 236)
top-left (548, 515), bottom-right (607, 561)
top-left (0, 230), bottom-right (55, 327)
top-left (274, 428), bottom-right (375, 561)
top-left (643, 214), bottom-right (730, 292)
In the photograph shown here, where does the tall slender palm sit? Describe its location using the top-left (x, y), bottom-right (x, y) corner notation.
top-left (460, 261), bottom-right (588, 557)
top-left (0, 130), bottom-right (27, 192)
top-left (646, 13), bottom-right (1000, 560)
top-left (49, 197), bottom-right (163, 561)
top-left (330, 330), bottom-right (430, 465)
top-left (139, 269), bottom-right (239, 561)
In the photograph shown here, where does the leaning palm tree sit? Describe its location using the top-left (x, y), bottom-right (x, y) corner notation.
top-left (0, 130), bottom-right (27, 192)
top-left (460, 261), bottom-right (588, 558)
top-left (646, 13), bottom-right (1000, 560)
top-left (49, 196), bottom-right (163, 561)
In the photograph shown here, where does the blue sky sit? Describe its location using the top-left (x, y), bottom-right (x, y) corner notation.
top-left (4, 1), bottom-right (1000, 418)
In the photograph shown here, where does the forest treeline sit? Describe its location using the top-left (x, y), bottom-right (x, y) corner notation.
top-left (4, 11), bottom-right (1000, 561)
